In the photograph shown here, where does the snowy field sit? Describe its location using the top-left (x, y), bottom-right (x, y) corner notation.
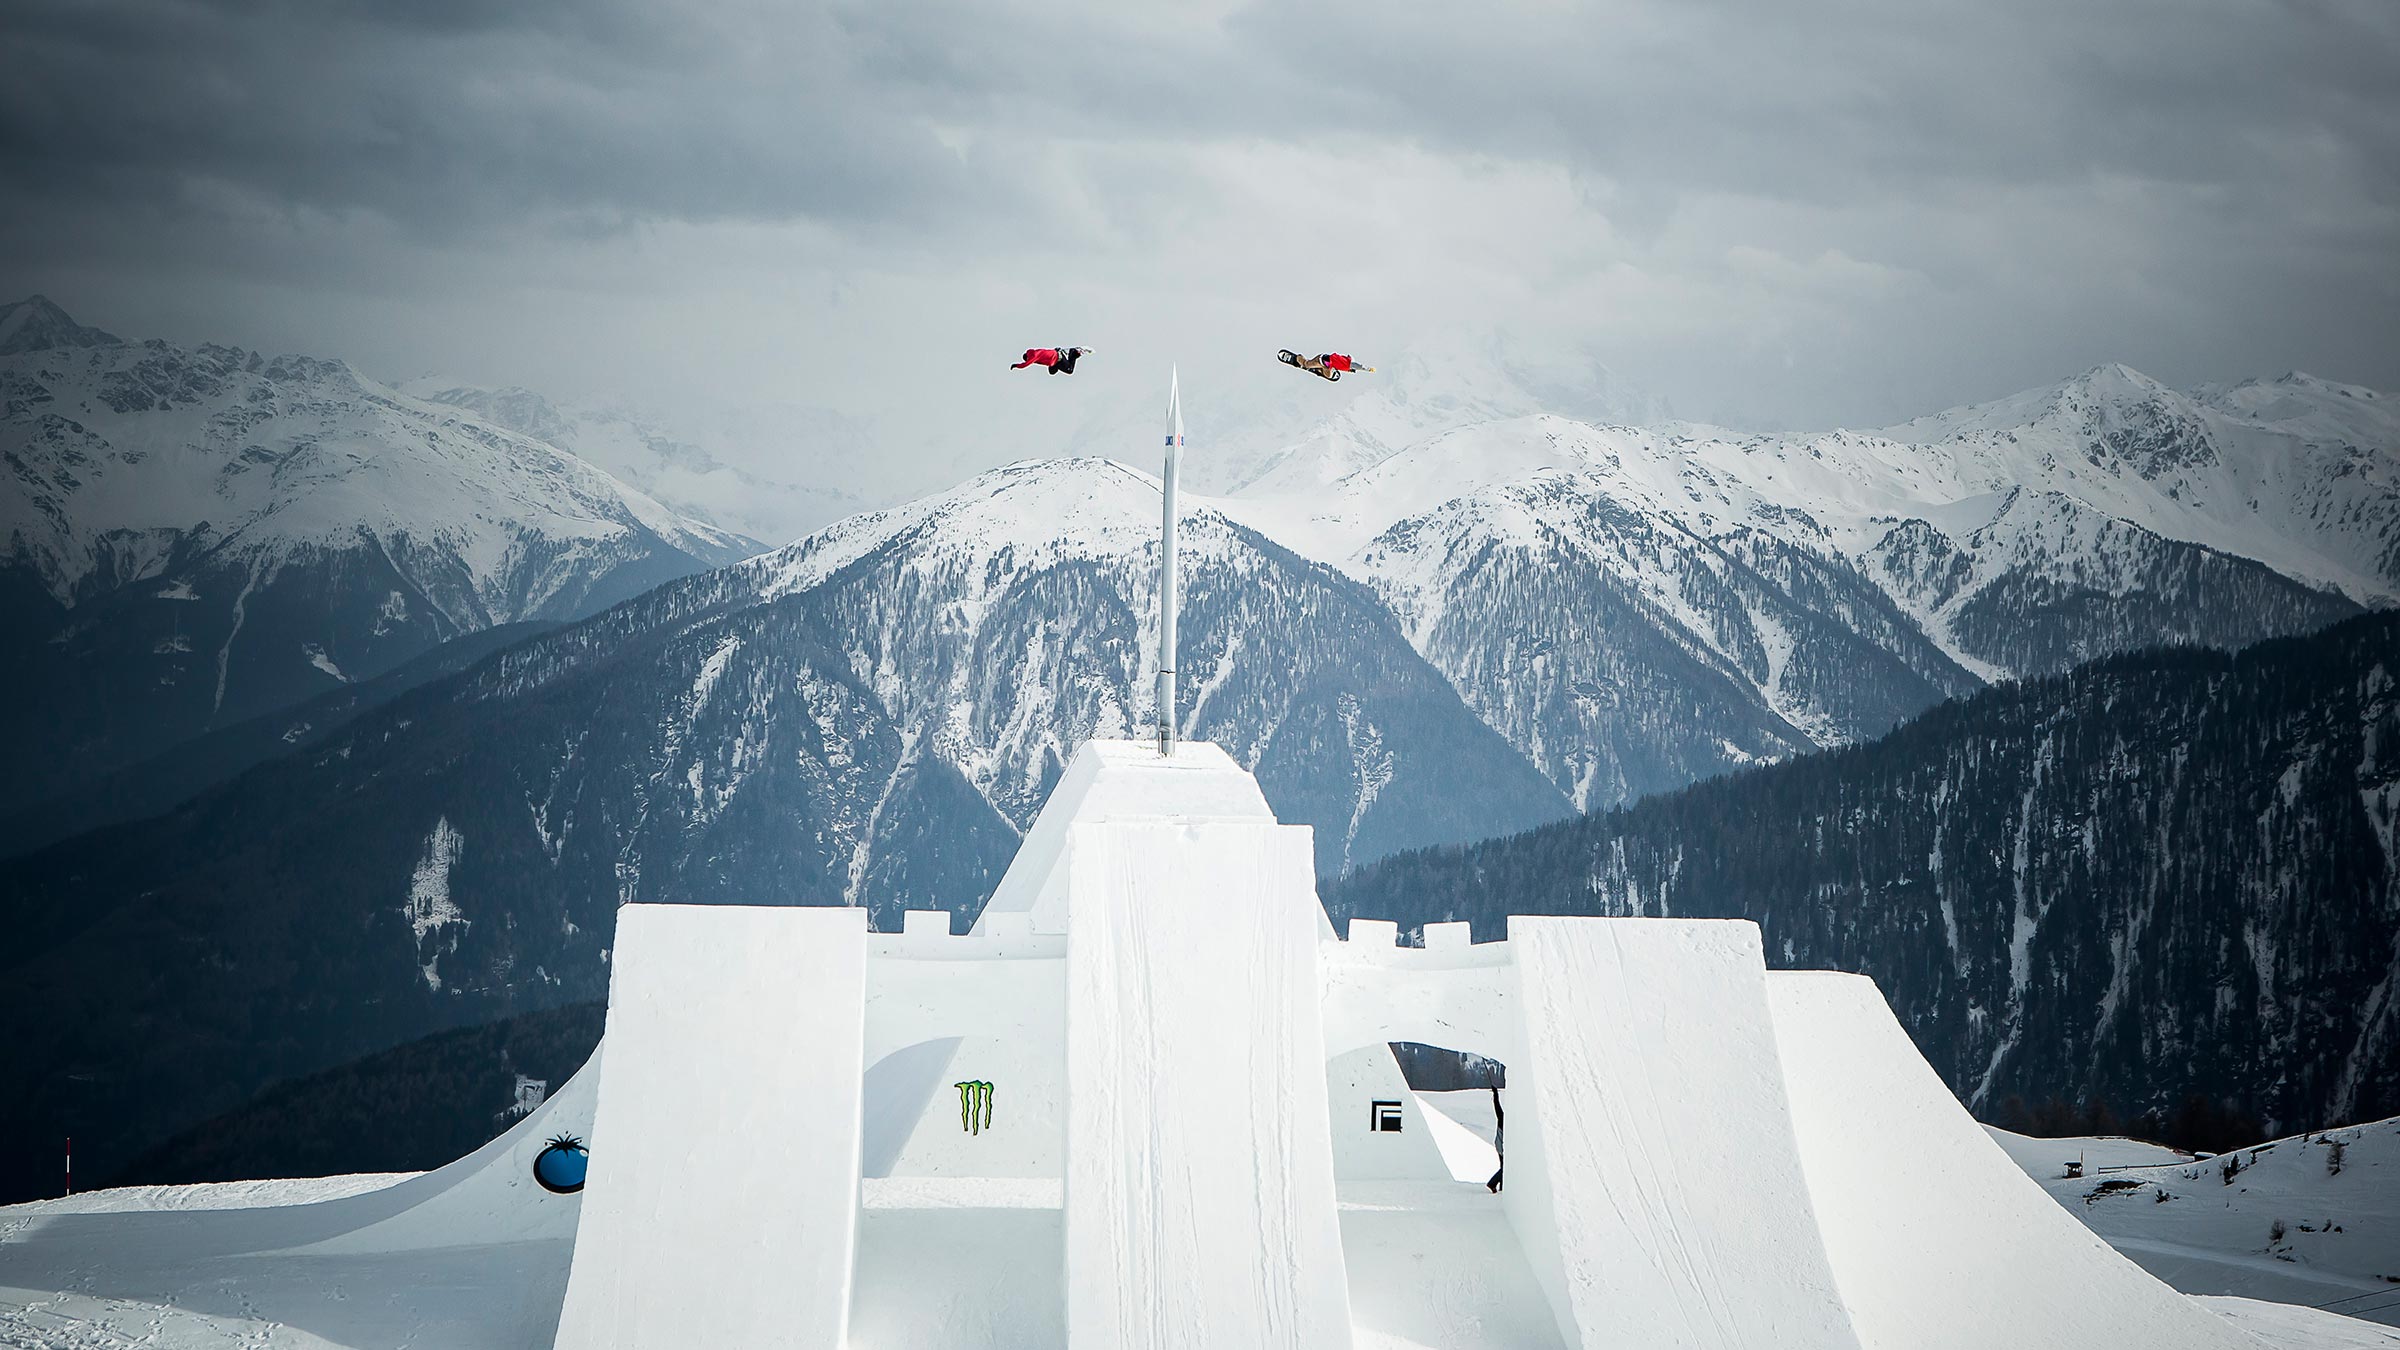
top-left (1988, 1117), bottom-right (2400, 1330)
top-left (2, 1098), bottom-right (2395, 1347)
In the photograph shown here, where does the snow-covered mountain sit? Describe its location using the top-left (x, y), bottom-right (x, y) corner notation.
top-left (399, 381), bottom-right (872, 547)
top-left (1872, 363), bottom-right (2399, 603)
top-left (4, 292), bottom-right (2396, 1207)
top-left (4, 348), bottom-right (2395, 1198)
top-left (1225, 363), bottom-right (2388, 806)
top-left (0, 293), bottom-right (119, 355)
top-left (0, 297), bottom-right (758, 814)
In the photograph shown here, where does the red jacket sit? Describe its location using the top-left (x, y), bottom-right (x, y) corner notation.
top-left (1013, 348), bottom-right (1060, 369)
top-left (1321, 353), bottom-right (1354, 372)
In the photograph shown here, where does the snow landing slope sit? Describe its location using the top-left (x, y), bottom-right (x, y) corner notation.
top-left (1998, 1116), bottom-right (2400, 1329)
top-left (0, 297), bottom-right (756, 812)
top-left (0, 456), bottom-right (1569, 1202)
top-left (1229, 362), bottom-right (2388, 807)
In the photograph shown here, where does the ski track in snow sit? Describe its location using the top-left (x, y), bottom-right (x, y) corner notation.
top-left (1975, 736), bottom-right (2052, 1109)
top-left (209, 560), bottom-right (265, 722)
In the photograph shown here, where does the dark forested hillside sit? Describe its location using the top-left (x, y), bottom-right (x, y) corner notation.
top-left (1328, 611), bottom-right (2400, 1137)
top-left (113, 1002), bottom-right (604, 1188)
top-left (0, 620), bottom-right (562, 858)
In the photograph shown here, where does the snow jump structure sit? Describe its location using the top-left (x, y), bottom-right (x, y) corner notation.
top-left (538, 738), bottom-right (2251, 1350)
top-left (0, 739), bottom-right (2276, 1349)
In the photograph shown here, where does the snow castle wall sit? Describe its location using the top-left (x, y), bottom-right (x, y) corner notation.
top-left (975, 739), bottom-right (1332, 939)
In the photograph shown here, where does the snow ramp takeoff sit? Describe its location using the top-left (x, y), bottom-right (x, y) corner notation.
top-left (553, 904), bottom-right (870, 1350)
top-left (1505, 919), bottom-right (1860, 1349)
top-left (1063, 820), bottom-right (1353, 1349)
top-left (1768, 971), bottom-right (2259, 1350)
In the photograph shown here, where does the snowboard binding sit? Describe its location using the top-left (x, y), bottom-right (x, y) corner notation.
top-left (1278, 349), bottom-right (1342, 382)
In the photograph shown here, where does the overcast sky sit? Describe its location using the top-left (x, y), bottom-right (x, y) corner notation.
top-left (4, 0), bottom-right (2395, 443)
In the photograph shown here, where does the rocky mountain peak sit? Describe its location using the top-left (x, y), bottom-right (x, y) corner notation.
top-left (0, 295), bottom-right (124, 356)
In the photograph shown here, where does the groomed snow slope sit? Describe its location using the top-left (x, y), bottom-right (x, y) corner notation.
top-left (1998, 1116), bottom-right (2400, 1327)
top-left (0, 1048), bottom-right (598, 1346)
top-left (1769, 970), bottom-right (2257, 1350)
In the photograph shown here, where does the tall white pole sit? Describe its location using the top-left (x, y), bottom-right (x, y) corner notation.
top-left (1158, 368), bottom-right (1184, 758)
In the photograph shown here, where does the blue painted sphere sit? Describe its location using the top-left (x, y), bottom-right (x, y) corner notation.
top-left (534, 1141), bottom-right (588, 1194)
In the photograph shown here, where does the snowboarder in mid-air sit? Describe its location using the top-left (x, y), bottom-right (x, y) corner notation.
top-left (1278, 350), bottom-right (1373, 382)
top-left (1012, 346), bottom-right (1091, 375)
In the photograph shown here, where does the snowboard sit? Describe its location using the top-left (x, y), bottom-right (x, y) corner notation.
top-left (1278, 350), bottom-right (1372, 382)
top-left (1279, 350), bottom-right (1341, 382)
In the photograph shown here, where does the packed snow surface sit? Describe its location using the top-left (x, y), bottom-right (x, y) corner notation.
top-left (1769, 970), bottom-right (2256, 1349)
top-left (1997, 1116), bottom-right (2400, 1328)
top-left (1503, 919), bottom-right (1859, 1347)
top-left (2200, 1296), bottom-right (2400, 1348)
top-left (0, 1048), bottom-right (597, 1347)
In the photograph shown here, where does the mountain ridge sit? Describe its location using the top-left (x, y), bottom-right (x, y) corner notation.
top-left (0, 295), bottom-right (122, 355)
top-left (0, 299), bottom-right (760, 815)
top-left (1218, 373), bottom-right (2381, 807)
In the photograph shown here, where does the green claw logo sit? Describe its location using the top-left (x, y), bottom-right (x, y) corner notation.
top-left (955, 1080), bottom-right (994, 1135)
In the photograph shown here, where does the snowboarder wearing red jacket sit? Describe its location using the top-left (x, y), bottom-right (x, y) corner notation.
top-left (1278, 349), bottom-right (1373, 382)
top-left (1011, 346), bottom-right (1090, 375)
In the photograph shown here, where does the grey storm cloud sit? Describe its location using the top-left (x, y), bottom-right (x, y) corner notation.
top-left (16, 0), bottom-right (2385, 233)
top-left (1, 0), bottom-right (2395, 434)
top-left (2, 0), bottom-right (1028, 232)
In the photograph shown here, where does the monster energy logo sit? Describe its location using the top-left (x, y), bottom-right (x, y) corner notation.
top-left (954, 1080), bottom-right (995, 1135)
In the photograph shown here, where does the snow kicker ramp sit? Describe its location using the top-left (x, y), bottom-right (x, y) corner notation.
top-left (1063, 819), bottom-right (1354, 1349)
top-left (0, 1042), bottom-right (600, 1348)
top-left (553, 903), bottom-right (869, 1350)
top-left (1768, 971), bottom-right (2258, 1350)
top-left (1502, 919), bottom-right (1862, 1350)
